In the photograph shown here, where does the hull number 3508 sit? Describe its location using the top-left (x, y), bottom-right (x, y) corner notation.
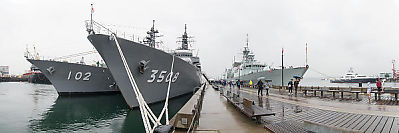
top-left (147, 70), bottom-right (179, 83)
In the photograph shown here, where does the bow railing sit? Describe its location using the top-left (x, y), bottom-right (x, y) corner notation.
top-left (85, 20), bottom-right (144, 43)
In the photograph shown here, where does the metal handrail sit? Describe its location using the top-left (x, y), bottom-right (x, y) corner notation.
top-left (85, 20), bottom-right (144, 43)
top-left (186, 83), bottom-right (207, 133)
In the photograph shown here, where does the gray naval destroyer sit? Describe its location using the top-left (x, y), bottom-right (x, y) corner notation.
top-left (25, 53), bottom-right (118, 95)
top-left (225, 35), bottom-right (308, 85)
top-left (87, 20), bottom-right (202, 108)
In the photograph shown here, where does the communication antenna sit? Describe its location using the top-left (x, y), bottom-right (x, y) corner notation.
top-left (246, 34), bottom-right (249, 47)
top-left (393, 59), bottom-right (397, 80)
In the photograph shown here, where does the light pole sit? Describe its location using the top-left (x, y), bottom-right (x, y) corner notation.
top-left (281, 48), bottom-right (284, 93)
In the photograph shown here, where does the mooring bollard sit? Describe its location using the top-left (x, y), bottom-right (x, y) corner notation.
top-left (341, 91), bottom-right (344, 99)
top-left (320, 90), bottom-right (323, 98)
top-left (332, 91), bottom-right (336, 98)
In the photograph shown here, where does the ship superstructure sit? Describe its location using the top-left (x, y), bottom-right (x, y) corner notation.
top-left (225, 35), bottom-right (308, 85)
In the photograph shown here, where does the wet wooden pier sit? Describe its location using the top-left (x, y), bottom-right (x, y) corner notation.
top-left (239, 86), bottom-right (399, 133)
top-left (172, 84), bottom-right (399, 132)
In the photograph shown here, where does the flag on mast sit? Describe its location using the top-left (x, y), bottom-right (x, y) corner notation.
top-left (91, 4), bottom-right (94, 13)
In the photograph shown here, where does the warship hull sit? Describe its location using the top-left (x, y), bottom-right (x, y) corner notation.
top-left (88, 34), bottom-right (202, 108)
top-left (27, 59), bottom-right (119, 95)
top-left (229, 66), bottom-right (308, 85)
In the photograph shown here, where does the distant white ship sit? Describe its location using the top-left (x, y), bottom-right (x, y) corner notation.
top-left (330, 68), bottom-right (378, 83)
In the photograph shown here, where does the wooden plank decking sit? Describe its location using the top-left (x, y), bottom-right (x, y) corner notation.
top-left (223, 87), bottom-right (399, 133)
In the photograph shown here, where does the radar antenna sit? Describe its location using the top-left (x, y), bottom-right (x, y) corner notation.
top-left (242, 34), bottom-right (251, 63)
top-left (143, 20), bottom-right (163, 48)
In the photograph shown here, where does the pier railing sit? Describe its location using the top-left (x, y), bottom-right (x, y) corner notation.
top-left (271, 85), bottom-right (399, 93)
top-left (169, 83), bottom-right (207, 132)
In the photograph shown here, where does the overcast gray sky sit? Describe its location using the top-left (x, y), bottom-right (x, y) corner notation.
top-left (1, 0), bottom-right (399, 78)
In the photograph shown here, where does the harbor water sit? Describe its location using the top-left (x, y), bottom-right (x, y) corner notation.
top-left (0, 82), bottom-right (191, 133)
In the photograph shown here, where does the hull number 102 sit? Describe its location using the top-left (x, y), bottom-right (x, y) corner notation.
top-left (67, 71), bottom-right (91, 81)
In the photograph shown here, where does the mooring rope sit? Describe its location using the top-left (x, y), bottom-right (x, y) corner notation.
top-left (158, 55), bottom-right (175, 124)
top-left (112, 33), bottom-right (151, 132)
top-left (112, 33), bottom-right (175, 133)
top-left (187, 109), bottom-right (198, 133)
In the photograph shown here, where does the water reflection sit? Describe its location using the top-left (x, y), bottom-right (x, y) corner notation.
top-left (258, 96), bottom-right (263, 107)
top-left (29, 93), bottom-right (192, 133)
top-left (264, 98), bottom-right (271, 110)
top-left (29, 94), bottom-right (128, 132)
top-left (120, 94), bottom-right (192, 133)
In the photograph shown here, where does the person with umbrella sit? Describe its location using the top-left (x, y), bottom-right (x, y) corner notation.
top-left (288, 79), bottom-right (294, 95)
top-left (294, 78), bottom-right (300, 96)
top-left (293, 75), bottom-right (302, 96)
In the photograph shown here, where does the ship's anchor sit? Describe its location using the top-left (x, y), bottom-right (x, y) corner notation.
top-left (47, 66), bottom-right (55, 75)
top-left (139, 60), bottom-right (150, 74)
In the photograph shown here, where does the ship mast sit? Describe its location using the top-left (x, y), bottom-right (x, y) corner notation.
top-left (86, 4), bottom-right (95, 35)
top-left (242, 34), bottom-right (256, 64)
top-left (144, 20), bottom-right (162, 48)
top-left (177, 24), bottom-right (194, 50)
top-left (242, 34), bottom-right (250, 63)
top-left (393, 60), bottom-right (397, 81)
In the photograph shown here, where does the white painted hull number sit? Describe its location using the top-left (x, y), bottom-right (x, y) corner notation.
top-left (67, 71), bottom-right (91, 81)
top-left (147, 69), bottom-right (179, 83)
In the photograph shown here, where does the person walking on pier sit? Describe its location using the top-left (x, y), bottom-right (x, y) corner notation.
top-left (236, 80), bottom-right (241, 97)
top-left (236, 80), bottom-right (241, 89)
top-left (376, 78), bottom-right (382, 100)
top-left (257, 79), bottom-right (264, 96)
top-left (249, 80), bottom-right (253, 88)
top-left (288, 79), bottom-right (294, 95)
top-left (294, 79), bottom-right (300, 96)
top-left (265, 80), bottom-right (270, 96)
